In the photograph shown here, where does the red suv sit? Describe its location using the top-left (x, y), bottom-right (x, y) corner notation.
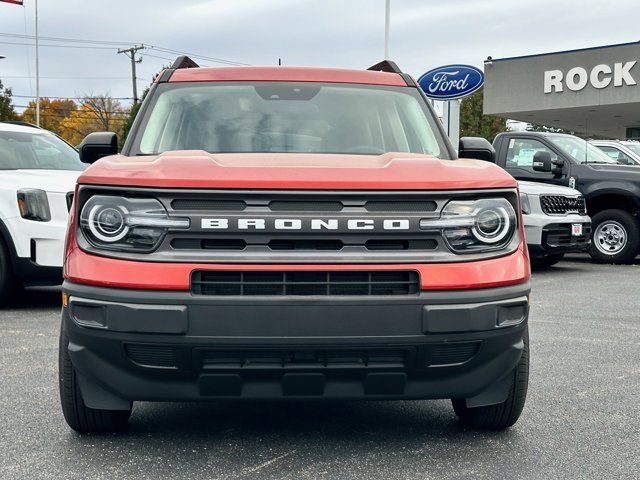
top-left (59, 58), bottom-right (530, 433)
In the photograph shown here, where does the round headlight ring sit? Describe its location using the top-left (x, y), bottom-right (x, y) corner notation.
top-left (472, 206), bottom-right (511, 244)
top-left (87, 204), bottom-right (129, 242)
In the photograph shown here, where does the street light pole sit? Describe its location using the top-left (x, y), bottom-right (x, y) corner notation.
top-left (35, 0), bottom-right (39, 126)
top-left (384, 0), bottom-right (390, 59)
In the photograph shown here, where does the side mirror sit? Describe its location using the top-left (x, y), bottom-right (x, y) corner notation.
top-left (458, 137), bottom-right (495, 162)
top-left (78, 132), bottom-right (118, 164)
top-left (532, 151), bottom-right (552, 172)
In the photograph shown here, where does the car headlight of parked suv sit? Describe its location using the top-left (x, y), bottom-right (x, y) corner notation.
top-left (79, 195), bottom-right (189, 252)
top-left (17, 188), bottom-right (51, 222)
top-left (420, 197), bottom-right (517, 252)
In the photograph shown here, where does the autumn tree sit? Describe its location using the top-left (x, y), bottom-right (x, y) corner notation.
top-left (459, 89), bottom-right (506, 142)
top-left (59, 94), bottom-right (127, 145)
top-left (0, 78), bottom-right (17, 121)
top-left (21, 98), bottom-right (77, 134)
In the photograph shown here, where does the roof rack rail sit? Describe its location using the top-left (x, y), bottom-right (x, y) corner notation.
top-left (0, 120), bottom-right (41, 129)
top-left (171, 55), bottom-right (200, 70)
top-left (367, 60), bottom-right (403, 74)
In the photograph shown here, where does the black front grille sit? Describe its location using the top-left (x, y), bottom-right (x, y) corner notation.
top-left (542, 223), bottom-right (591, 247)
top-left (125, 344), bottom-right (177, 368)
top-left (201, 348), bottom-right (407, 369)
top-left (192, 270), bottom-right (420, 296)
top-left (540, 195), bottom-right (587, 215)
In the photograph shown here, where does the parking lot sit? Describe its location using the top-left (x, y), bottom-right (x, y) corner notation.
top-left (0, 254), bottom-right (637, 480)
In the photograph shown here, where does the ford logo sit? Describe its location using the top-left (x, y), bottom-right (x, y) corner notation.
top-left (418, 64), bottom-right (484, 100)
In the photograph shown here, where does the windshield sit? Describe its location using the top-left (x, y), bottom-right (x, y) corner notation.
top-left (0, 130), bottom-right (85, 171)
top-left (548, 135), bottom-right (618, 164)
top-left (132, 82), bottom-right (449, 158)
top-left (624, 143), bottom-right (640, 157)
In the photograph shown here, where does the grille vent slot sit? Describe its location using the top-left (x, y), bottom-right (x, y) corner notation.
top-left (365, 201), bottom-right (437, 212)
top-left (268, 201), bottom-right (343, 211)
top-left (125, 344), bottom-right (177, 369)
top-left (429, 342), bottom-right (480, 366)
top-left (171, 199), bottom-right (247, 211)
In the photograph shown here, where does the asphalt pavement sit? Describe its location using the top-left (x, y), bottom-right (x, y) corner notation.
top-left (1, 254), bottom-right (638, 479)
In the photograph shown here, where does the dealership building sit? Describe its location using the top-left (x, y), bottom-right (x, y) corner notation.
top-left (483, 41), bottom-right (640, 139)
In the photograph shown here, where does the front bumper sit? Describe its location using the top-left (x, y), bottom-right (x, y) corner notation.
top-left (523, 214), bottom-right (591, 255)
top-left (62, 280), bottom-right (530, 409)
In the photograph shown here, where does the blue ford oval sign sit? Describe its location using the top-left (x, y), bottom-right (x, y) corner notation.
top-left (418, 64), bottom-right (484, 100)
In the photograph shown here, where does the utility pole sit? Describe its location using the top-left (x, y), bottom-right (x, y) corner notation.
top-left (118, 45), bottom-right (144, 103)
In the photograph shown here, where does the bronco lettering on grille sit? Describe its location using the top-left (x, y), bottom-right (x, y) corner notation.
top-left (200, 218), bottom-right (411, 231)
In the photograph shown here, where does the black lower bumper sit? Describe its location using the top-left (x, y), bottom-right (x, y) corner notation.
top-left (532, 222), bottom-right (591, 256)
top-left (62, 280), bottom-right (530, 410)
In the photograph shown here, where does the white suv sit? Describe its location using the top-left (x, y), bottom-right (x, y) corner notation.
top-left (519, 181), bottom-right (591, 268)
top-left (0, 122), bottom-right (84, 305)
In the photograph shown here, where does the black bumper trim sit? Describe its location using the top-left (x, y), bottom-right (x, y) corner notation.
top-left (62, 280), bottom-right (530, 406)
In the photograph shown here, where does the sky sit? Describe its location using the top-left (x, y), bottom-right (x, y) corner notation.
top-left (0, 0), bottom-right (639, 113)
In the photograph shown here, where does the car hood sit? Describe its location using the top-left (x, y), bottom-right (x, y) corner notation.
top-left (78, 151), bottom-right (517, 190)
top-left (0, 169), bottom-right (81, 193)
top-left (518, 180), bottom-right (582, 196)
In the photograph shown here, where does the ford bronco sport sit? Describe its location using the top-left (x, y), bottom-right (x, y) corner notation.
top-left (59, 58), bottom-right (531, 433)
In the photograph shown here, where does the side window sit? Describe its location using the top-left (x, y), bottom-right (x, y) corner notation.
top-left (598, 146), bottom-right (633, 165)
top-left (505, 138), bottom-right (557, 172)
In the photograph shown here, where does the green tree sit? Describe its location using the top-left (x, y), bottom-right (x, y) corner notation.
top-left (0, 78), bottom-right (17, 121)
top-left (459, 89), bottom-right (506, 142)
top-left (119, 87), bottom-right (148, 150)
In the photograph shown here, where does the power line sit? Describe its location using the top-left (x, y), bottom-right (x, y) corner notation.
top-left (0, 40), bottom-right (118, 50)
top-left (14, 94), bottom-right (134, 100)
top-left (0, 32), bottom-right (250, 65)
top-left (3, 76), bottom-right (132, 79)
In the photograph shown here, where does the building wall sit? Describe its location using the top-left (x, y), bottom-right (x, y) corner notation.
top-left (484, 42), bottom-right (640, 116)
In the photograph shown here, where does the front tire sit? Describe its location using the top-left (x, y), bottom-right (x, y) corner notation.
top-left (58, 329), bottom-right (131, 433)
top-left (452, 328), bottom-right (529, 430)
top-left (0, 238), bottom-right (17, 307)
top-left (588, 209), bottom-right (640, 264)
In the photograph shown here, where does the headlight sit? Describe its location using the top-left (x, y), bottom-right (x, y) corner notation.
top-left (520, 193), bottom-right (531, 215)
top-left (17, 189), bottom-right (51, 222)
top-left (79, 195), bottom-right (189, 252)
top-left (419, 198), bottom-right (517, 253)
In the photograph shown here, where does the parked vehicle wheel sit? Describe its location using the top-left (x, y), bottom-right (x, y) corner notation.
top-left (530, 253), bottom-right (564, 269)
top-left (0, 238), bottom-right (16, 307)
top-left (452, 328), bottom-right (529, 430)
top-left (59, 329), bottom-right (131, 433)
top-left (588, 209), bottom-right (640, 264)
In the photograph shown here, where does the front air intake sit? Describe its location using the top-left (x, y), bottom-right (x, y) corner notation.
top-left (191, 270), bottom-right (420, 296)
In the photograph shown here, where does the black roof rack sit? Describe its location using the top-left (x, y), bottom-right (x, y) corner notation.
top-left (367, 60), bottom-right (403, 74)
top-left (171, 55), bottom-right (199, 70)
top-left (367, 60), bottom-right (414, 87)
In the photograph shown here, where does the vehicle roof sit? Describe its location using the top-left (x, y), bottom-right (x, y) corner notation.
top-left (0, 121), bottom-right (46, 134)
top-left (497, 131), bottom-right (576, 138)
top-left (167, 66), bottom-right (408, 87)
